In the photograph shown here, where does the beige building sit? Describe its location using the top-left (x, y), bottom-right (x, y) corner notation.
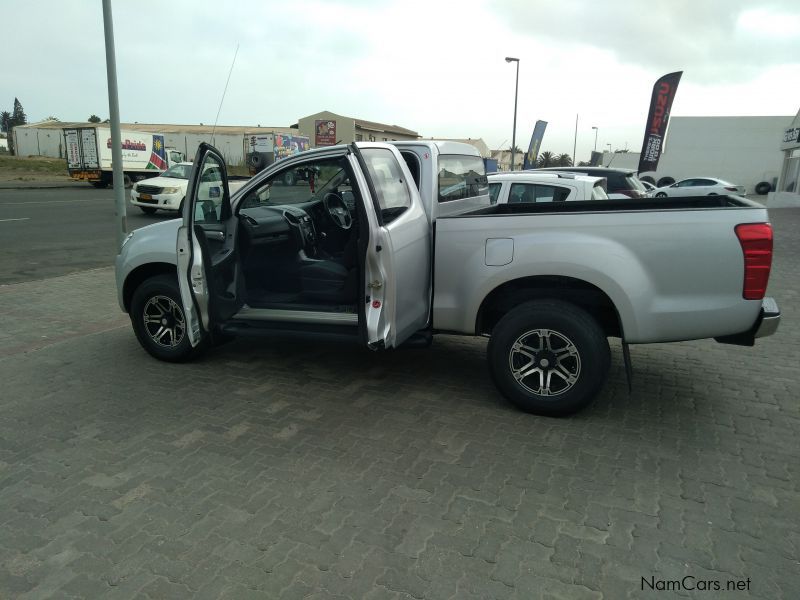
top-left (296, 111), bottom-right (419, 148)
top-left (491, 149), bottom-right (524, 172)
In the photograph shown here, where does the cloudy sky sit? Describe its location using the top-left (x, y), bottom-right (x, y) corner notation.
top-left (3, 0), bottom-right (799, 161)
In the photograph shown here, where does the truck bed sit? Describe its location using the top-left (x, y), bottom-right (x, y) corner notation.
top-left (433, 195), bottom-right (769, 343)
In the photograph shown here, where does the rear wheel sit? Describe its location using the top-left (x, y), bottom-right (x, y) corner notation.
top-left (139, 207), bottom-right (158, 215)
top-left (487, 300), bottom-right (610, 416)
top-left (130, 274), bottom-right (199, 362)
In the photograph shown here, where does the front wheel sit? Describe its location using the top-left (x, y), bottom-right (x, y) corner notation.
top-left (655, 192), bottom-right (667, 198)
top-left (130, 274), bottom-right (199, 362)
top-left (139, 207), bottom-right (158, 215)
top-left (487, 300), bottom-right (610, 416)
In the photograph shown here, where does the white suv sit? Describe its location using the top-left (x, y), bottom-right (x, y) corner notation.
top-left (488, 172), bottom-right (609, 204)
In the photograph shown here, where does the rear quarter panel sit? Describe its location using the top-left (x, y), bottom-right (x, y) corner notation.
top-left (434, 206), bottom-right (768, 342)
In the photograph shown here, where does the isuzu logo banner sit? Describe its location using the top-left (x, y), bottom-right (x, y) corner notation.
top-left (523, 120), bottom-right (548, 170)
top-left (638, 71), bottom-right (682, 174)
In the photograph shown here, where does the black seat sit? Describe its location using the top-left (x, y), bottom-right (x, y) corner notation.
top-left (299, 260), bottom-right (357, 304)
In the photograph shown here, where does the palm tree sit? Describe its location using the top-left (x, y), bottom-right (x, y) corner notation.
top-left (556, 153), bottom-right (573, 167)
top-left (536, 151), bottom-right (556, 168)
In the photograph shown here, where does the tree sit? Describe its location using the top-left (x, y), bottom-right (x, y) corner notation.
top-left (12, 98), bottom-right (26, 126)
top-left (0, 111), bottom-right (9, 133)
top-left (88, 114), bottom-right (101, 123)
top-left (556, 153), bottom-right (573, 167)
top-left (536, 151), bottom-right (556, 168)
top-left (507, 145), bottom-right (523, 154)
top-left (46, 115), bottom-right (59, 121)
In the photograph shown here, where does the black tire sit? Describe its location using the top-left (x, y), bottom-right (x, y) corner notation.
top-left (487, 300), bottom-right (610, 416)
top-left (130, 274), bottom-right (199, 362)
top-left (139, 207), bottom-right (158, 215)
top-left (655, 192), bottom-right (668, 198)
top-left (249, 153), bottom-right (266, 170)
top-left (755, 181), bottom-right (772, 195)
top-left (284, 171), bottom-right (296, 186)
top-left (656, 176), bottom-right (675, 187)
top-left (640, 175), bottom-right (655, 185)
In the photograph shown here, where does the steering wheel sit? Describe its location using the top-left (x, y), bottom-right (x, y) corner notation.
top-left (323, 193), bottom-right (353, 230)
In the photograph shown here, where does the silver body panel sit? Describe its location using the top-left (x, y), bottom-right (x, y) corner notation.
top-left (433, 205), bottom-right (769, 342)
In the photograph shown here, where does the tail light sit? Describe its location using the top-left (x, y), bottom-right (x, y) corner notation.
top-left (724, 186), bottom-right (738, 192)
top-left (735, 223), bottom-right (773, 300)
top-left (617, 189), bottom-right (645, 198)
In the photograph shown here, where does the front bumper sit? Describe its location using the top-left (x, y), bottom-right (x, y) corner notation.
top-left (131, 191), bottom-right (183, 210)
top-left (715, 297), bottom-right (781, 346)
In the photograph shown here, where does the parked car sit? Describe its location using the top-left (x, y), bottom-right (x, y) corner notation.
top-left (131, 162), bottom-right (249, 215)
top-left (533, 166), bottom-right (648, 199)
top-left (130, 163), bottom-right (193, 215)
top-left (652, 177), bottom-right (746, 198)
top-left (116, 140), bottom-right (779, 417)
top-left (488, 172), bottom-right (608, 204)
top-left (641, 180), bottom-right (656, 196)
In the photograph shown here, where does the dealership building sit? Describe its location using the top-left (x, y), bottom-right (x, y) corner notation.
top-left (597, 115), bottom-right (793, 194)
top-left (10, 111), bottom-right (420, 166)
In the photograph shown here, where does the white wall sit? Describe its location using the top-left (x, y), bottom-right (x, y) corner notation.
top-left (12, 127), bottom-right (65, 158)
top-left (642, 116), bottom-right (790, 192)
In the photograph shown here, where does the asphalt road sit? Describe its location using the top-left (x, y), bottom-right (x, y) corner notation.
top-left (0, 187), bottom-right (174, 285)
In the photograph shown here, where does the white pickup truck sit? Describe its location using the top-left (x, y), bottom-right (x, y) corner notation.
top-left (115, 140), bottom-right (780, 416)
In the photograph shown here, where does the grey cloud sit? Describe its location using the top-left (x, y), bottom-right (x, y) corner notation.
top-left (493, 0), bottom-right (800, 82)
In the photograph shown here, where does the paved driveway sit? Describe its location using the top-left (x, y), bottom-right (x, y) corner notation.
top-left (0, 210), bottom-right (798, 599)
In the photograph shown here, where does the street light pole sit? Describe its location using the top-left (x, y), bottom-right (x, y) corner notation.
top-left (102, 0), bottom-right (126, 250)
top-left (592, 126), bottom-right (598, 152)
top-left (505, 57), bottom-right (519, 171)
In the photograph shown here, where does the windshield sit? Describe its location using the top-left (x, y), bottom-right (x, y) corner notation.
top-left (161, 164), bottom-right (191, 179)
top-left (239, 157), bottom-right (351, 208)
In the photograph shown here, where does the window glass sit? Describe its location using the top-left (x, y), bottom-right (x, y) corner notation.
top-left (591, 183), bottom-right (609, 200)
top-left (676, 179), bottom-right (694, 187)
top-left (195, 154), bottom-right (226, 224)
top-left (361, 148), bottom-right (411, 224)
top-left (508, 183), bottom-right (570, 203)
top-left (694, 179), bottom-right (715, 186)
top-left (489, 182), bottom-right (502, 204)
top-left (239, 157), bottom-right (351, 209)
top-left (438, 155), bottom-right (488, 202)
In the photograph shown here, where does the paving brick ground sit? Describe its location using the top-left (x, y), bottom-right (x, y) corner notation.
top-left (1, 209), bottom-right (798, 599)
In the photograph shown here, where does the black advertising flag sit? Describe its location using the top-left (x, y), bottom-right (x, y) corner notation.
top-left (523, 120), bottom-right (548, 170)
top-left (638, 71), bottom-right (682, 174)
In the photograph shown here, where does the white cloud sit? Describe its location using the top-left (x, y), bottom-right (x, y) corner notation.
top-left (3, 0), bottom-right (798, 163)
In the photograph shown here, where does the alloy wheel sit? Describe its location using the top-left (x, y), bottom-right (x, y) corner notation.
top-left (142, 295), bottom-right (186, 348)
top-left (508, 328), bottom-right (581, 396)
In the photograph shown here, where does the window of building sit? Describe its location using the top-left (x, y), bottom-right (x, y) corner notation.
top-left (368, 135), bottom-right (375, 142)
top-left (355, 134), bottom-right (363, 142)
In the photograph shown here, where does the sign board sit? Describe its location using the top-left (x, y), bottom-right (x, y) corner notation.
top-left (315, 120), bottom-right (337, 146)
top-left (65, 129), bottom-right (81, 169)
top-left (249, 134), bottom-right (274, 153)
top-left (637, 71), bottom-right (683, 173)
top-left (80, 128), bottom-right (99, 169)
top-left (783, 127), bottom-right (800, 145)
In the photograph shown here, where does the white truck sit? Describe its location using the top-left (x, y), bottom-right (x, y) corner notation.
top-left (63, 126), bottom-right (185, 188)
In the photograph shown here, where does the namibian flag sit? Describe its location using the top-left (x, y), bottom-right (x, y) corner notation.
top-left (146, 135), bottom-right (168, 170)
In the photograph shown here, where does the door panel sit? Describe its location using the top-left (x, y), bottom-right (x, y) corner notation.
top-left (177, 143), bottom-right (243, 345)
top-left (352, 144), bottom-right (431, 348)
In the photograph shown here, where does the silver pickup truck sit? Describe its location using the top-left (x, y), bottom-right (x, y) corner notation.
top-left (115, 140), bottom-right (780, 416)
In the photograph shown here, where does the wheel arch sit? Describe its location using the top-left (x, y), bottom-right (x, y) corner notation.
top-left (123, 262), bottom-right (178, 313)
top-left (476, 275), bottom-right (624, 338)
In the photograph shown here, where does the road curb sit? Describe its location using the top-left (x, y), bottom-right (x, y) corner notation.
top-left (0, 182), bottom-right (88, 190)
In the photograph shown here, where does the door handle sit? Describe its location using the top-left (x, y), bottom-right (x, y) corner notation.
top-left (206, 231), bottom-right (225, 242)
